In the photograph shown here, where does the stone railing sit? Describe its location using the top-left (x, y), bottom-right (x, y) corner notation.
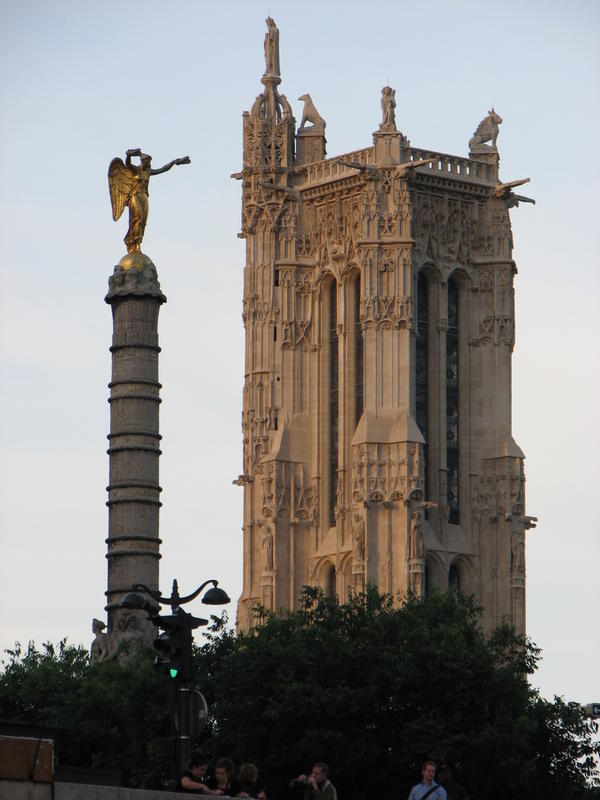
top-left (408, 147), bottom-right (495, 183)
top-left (300, 144), bottom-right (495, 188)
top-left (303, 146), bottom-right (373, 185)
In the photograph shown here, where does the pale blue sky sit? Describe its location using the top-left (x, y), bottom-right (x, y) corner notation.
top-left (1, 0), bottom-right (599, 705)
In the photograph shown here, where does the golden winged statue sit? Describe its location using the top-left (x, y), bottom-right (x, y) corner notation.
top-left (108, 149), bottom-right (190, 257)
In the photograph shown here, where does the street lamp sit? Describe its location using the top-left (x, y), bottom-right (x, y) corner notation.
top-left (121, 577), bottom-right (230, 781)
top-left (121, 577), bottom-right (231, 614)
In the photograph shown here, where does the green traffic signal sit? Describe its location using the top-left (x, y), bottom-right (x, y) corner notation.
top-left (152, 610), bottom-right (192, 681)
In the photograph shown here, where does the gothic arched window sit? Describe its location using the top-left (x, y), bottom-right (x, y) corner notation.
top-left (352, 273), bottom-right (363, 427)
top-left (449, 563), bottom-right (460, 592)
top-left (446, 278), bottom-right (460, 524)
top-left (327, 564), bottom-right (336, 599)
top-left (328, 281), bottom-right (338, 526)
top-left (416, 272), bottom-right (429, 499)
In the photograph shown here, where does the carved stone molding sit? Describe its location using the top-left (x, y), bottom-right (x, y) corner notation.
top-left (106, 263), bottom-right (166, 303)
top-left (475, 266), bottom-right (515, 346)
top-left (352, 441), bottom-right (425, 506)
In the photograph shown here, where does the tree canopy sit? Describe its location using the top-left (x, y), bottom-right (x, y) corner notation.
top-left (194, 588), bottom-right (598, 799)
top-left (0, 589), bottom-right (598, 798)
top-left (0, 639), bottom-right (171, 787)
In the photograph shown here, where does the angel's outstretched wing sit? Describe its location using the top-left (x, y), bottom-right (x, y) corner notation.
top-left (108, 158), bottom-right (136, 221)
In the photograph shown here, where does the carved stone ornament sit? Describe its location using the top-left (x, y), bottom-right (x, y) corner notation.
top-left (469, 108), bottom-right (503, 153)
top-left (263, 17), bottom-right (280, 78)
top-left (511, 524), bottom-right (525, 576)
top-left (298, 94), bottom-right (326, 130)
top-left (409, 511), bottom-right (424, 560)
top-left (352, 513), bottom-right (365, 562)
top-left (409, 560), bottom-right (425, 597)
top-left (380, 86), bottom-right (397, 131)
top-left (106, 612), bottom-right (155, 665)
top-left (262, 526), bottom-right (274, 571)
top-left (106, 262), bottom-right (166, 302)
top-left (90, 618), bottom-right (109, 664)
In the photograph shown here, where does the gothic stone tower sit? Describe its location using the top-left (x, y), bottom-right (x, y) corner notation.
top-left (235, 20), bottom-right (536, 634)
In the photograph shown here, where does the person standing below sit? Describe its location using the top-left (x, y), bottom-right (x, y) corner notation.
top-left (290, 763), bottom-right (337, 800)
top-left (408, 761), bottom-right (447, 800)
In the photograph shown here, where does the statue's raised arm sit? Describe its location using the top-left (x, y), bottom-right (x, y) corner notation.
top-left (108, 149), bottom-right (191, 265)
top-left (150, 155), bottom-right (191, 176)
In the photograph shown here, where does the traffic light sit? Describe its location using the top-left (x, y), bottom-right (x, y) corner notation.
top-left (152, 608), bottom-right (208, 682)
top-left (152, 610), bottom-right (191, 681)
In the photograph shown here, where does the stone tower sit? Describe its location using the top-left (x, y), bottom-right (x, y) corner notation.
top-left (235, 20), bottom-right (536, 634)
top-left (104, 262), bottom-right (166, 651)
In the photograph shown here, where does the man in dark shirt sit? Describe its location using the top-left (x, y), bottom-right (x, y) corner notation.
top-left (290, 763), bottom-right (337, 800)
top-left (179, 751), bottom-right (218, 794)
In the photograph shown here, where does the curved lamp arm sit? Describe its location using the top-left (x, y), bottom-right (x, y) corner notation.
top-left (132, 579), bottom-right (221, 608)
top-left (132, 583), bottom-right (167, 604)
top-left (177, 580), bottom-right (219, 605)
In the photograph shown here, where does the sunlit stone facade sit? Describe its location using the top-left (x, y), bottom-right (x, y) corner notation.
top-left (235, 20), bottom-right (535, 634)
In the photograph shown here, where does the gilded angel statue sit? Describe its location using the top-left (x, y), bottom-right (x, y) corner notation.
top-left (108, 149), bottom-right (190, 254)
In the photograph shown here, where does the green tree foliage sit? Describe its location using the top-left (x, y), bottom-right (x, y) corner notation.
top-left (193, 588), bottom-right (599, 800)
top-left (0, 592), bottom-right (597, 798)
top-left (0, 640), bottom-right (171, 787)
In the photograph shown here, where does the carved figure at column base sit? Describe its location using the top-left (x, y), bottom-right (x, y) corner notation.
top-left (105, 612), bottom-right (155, 664)
top-left (90, 618), bottom-right (109, 664)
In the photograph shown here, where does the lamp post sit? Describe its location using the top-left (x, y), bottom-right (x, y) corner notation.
top-left (121, 578), bottom-right (230, 780)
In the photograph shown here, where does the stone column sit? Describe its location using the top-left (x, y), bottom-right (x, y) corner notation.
top-left (104, 260), bottom-right (166, 652)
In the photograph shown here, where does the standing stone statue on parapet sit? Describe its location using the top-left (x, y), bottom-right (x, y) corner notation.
top-left (263, 17), bottom-right (280, 77)
top-left (380, 85), bottom-right (397, 130)
top-left (108, 149), bottom-right (190, 269)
